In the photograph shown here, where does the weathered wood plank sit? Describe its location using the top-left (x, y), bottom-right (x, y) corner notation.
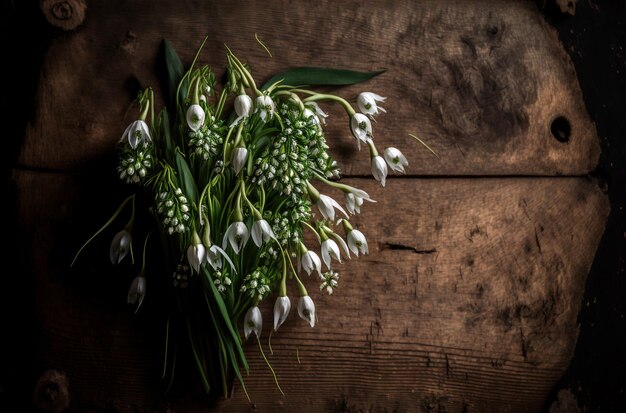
top-left (12, 169), bottom-right (608, 412)
top-left (21, 0), bottom-right (597, 175)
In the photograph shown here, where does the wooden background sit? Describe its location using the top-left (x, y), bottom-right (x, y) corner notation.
top-left (6, 0), bottom-right (612, 412)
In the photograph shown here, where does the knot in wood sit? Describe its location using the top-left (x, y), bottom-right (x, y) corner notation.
top-left (51, 1), bottom-right (73, 20)
top-left (40, 0), bottom-right (86, 31)
top-left (32, 369), bottom-right (70, 413)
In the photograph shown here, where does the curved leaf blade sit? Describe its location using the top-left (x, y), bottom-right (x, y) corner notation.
top-left (261, 67), bottom-right (384, 90)
top-left (175, 150), bottom-right (198, 205)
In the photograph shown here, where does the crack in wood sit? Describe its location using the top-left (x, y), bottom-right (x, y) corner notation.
top-left (385, 243), bottom-right (437, 254)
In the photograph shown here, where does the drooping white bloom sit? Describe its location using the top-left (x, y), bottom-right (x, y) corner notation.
top-left (316, 194), bottom-right (348, 221)
top-left (232, 147), bottom-right (248, 175)
top-left (331, 233), bottom-right (351, 259)
top-left (251, 219), bottom-right (275, 247)
top-left (206, 244), bottom-right (236, 272)
top-left (255, 95), bottom-right (275, 122)
top-left (384, 147), bottom-right (409, 173)
top-left (297, 295), bottom-right (316, 327)
top-left (345, 193), bottom-right (363, 215)
top-left (186, 104), bottom-right (205, 131)
top-left (301, 250), bottom-right (322, 278)
top-left (120, 120), bottom-right (151, 149)
top-left (303, 108), bottom-right (320, 125)
top-left (371, 155), bottom-right (388, 187)
top-left (321, 238), bottom-right (341, 269)
top-left (244, 306), bottom-right (262, 339)
top-left (234, 94), bottom-right (253, 117)
top-left (305, 102), bottom-right (328, 125)
top-left (127, 275), bottom-right (146, 313)
top-left (186, 243), bottom-right (206, 274)
top-left (110, 229), bottom-right (132, 264)
top-left (222, 221), bottom-right (250, 254)
top-left (350, 113), bottom-right (372, 149)
top-left (357, 92), bottom-right (387, 117)
top-left (347, 229), bottom-right (368, 256)
top-left (273, 296), bottom-right (291, 331)
top-left (343, 187), bottom-right (374, 215)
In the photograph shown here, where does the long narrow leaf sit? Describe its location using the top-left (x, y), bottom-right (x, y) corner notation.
top-left (159, 109), bottom-right (175, 163)
top-left (163, 39), bottom-right (184, 109)
top-left (261, 67), bottom-right (384, 90)
top-left (175, 150), bottom-right (199, 205)
top-left (203, 268), bottom-right (249, 372)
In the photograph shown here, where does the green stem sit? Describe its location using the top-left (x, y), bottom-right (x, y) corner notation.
top-left (295, 91), bottom-right (355, 116)
top-left (71, 194), bottom-right (135, 266)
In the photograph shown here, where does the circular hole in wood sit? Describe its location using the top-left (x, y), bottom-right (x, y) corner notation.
top-left (551, 116), bottom-right (571, 143)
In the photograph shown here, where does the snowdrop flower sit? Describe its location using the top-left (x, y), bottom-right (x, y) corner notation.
top-left (206, 244), bottom-right (236, 272)
top-left (127, 275), bottom-right (146, 313)
top-left (222, 221), bottom-right (250, 254)
top-left (234, 94), bottom-right (253, 117)
top-left (251, 219), bottom-right (275, 247)
top-left (186, 231), bottom-right (206, 274)
top-left (316, 194), bottom-right (348, 221)
top-left (303, 108), bottom-right (320, 125)
top-left (255, 95), bottom-right (274, 122)
top-left (231, 94), bottom-right (254, 126)
top-left (350, 113), bottom-right (372, 149)
top-left (120, 120), bottom-right (151, 149)
top-left (273, 296), bottom-right (291, 331)
top-left (343, 187), bottom-right (374, 215)
top-left (110, 229), bottom-right (132, 264)
top-left (345, 193), bottom-right (364, 215)
top-left (232, 147), bottom-right (248, 175)
top-left (384, 147), bottom-right (409, 173)
top-left (244, 306), bottom-right (262, 339)
top-left (186, 104), bottom-right (205, 131)
top-left (357, 92), bottom-right (386, 117)
top-left (321, 238), bottom-right (341, 269)
top-left (297, 295), bottom-right (316, 327)
top-left (371, 155), bottom-right (388, 187)
top-left (301, 249), bottom-right (322, 278)
top-left (305, 102), bottom-right (328, 125)
top-left (347, 229), bottom-right (368, 256)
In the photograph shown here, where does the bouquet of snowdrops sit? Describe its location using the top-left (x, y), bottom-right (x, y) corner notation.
top-left (73, 39), bottom-right (418, 397)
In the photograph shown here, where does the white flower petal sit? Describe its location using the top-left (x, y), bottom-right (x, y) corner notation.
top-left (350, 113), bottom-right (372, 145)
top-left (347, 229), bottom-right (368, 256)
top-left (301, 250), bottom-right (322, 278)
top-left (332, 234), bottom-right (351, 259)
top-left (297, 296), bottom-right (316, 328)
top-left (232, 147), bottom-right (248, 175)
top-left (371, 155), bottom-right (388, 187)
top-left (244, 306), bottom-right (262, 339)
top-left (187, 243), bottom-right (206, 274)
top-left (127, 276), bottom-right (146, 313)
top-left (207, 245), bottom-right (237, 273)
top-left (384, 147), bottom-right (409, 173)
top-left (321, 239), bottom-right (341, 269)
top-left (273, 296), bottom-right (291, 331)
top-left (234, 94), bottom-right (253, 117)
top-left (186, 104), bottom-right (205, 131)
top-left (110, 230), bottom-right (132, 264)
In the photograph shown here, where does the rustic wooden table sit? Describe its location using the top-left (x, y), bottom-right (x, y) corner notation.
top-left (4, 0), bottom-right (616, 412)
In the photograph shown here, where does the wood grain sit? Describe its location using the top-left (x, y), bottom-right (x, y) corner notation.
top-left (20, 0), bottom-right (597, 176)
top-left (13, 0), bottom-right (610, 411)
top-left (12, 169), bottom-right (609, 412)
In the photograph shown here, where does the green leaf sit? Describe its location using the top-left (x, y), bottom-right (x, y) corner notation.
top-left (203, 268), bottom-right (249, 373)
top-left (261, 67), bottom-right (384, 90)
top-left (159, 109), bottom-right (175, 163)
top-left (175, 150), bottom-right (198, 205)
top-left (163, 39), bottom-right (185, 109)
